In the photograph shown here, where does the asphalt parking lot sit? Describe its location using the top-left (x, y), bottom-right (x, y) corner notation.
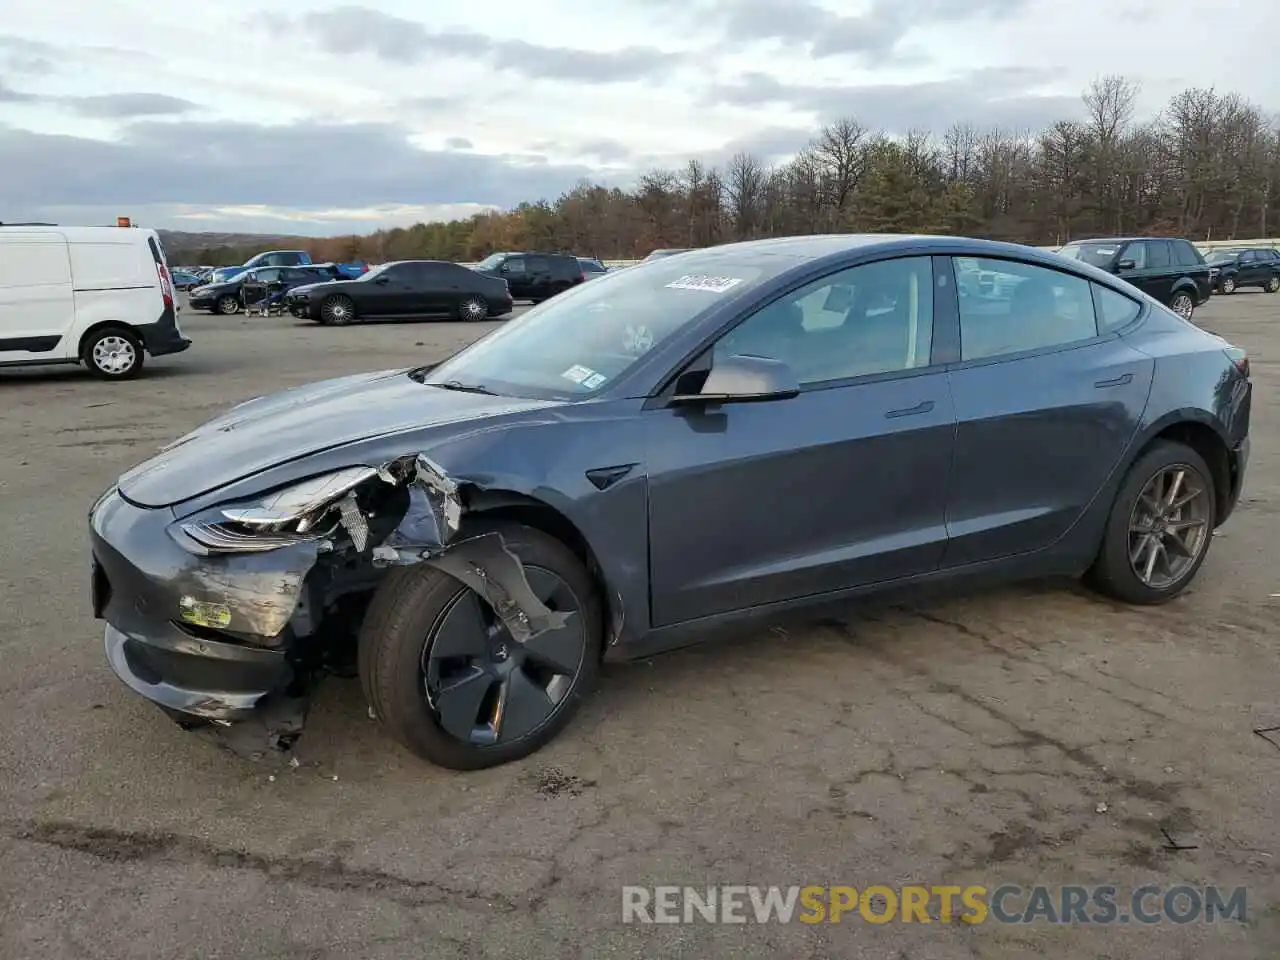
top-left (1, 294), bottom-right (1277, 959)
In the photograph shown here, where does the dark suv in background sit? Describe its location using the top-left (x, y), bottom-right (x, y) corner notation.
top-left (1057, 237), bottom-right (1213, 320)
top-left (1204, 247), bottom-right (1280, 295)
top-left (470, 252), bottom-right (585, 302)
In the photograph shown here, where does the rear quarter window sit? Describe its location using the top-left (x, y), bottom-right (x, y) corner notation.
top-left (1092, 283), bottom-right (1142, 333)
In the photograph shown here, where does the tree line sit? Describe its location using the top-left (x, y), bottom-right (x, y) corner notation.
top-left (175, 77), bottom-right (1280, 265)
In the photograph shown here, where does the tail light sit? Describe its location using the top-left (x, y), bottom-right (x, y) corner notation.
top-left (157, 262), bottom-right (173, 308)
top-left (1224, 346), bottom-right (1249, 378)
top-left (576, 271), bottom-right (586, 284)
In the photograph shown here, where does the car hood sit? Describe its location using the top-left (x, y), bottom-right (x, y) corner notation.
top-left (289, 279), bottom-right (355, 296)
top-left (117, 368), bottom-right (562, 508)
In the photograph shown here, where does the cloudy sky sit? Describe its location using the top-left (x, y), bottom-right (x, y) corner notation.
top-left (1, 0), bottom-right (1274, 236)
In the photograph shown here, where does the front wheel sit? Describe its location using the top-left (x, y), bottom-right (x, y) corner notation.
top-left (1168, 291), bottom-right (1194, 319)
top-left (1265, 276), bottom-right (1280, 293)
top-left (319, 295), bottom-right (355, 326)
top-left (1086, 441), bottom-right (1216, 605)
top-left (1220, 276), bottom-right (1236, 295)
top-left (358, 522), bottom-right (603, 770)
top-left (458, 295), bottom-right (488, 322)
top-left (215, 295), bottom-right (240, 315)
top-left (82, 327), bottom-right (145, 380)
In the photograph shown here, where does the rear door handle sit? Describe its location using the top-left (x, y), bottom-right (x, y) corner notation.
top-left (885, 400), bottom-right (934, 419)
top-left (1094, 374), bottom-right (1133, 388)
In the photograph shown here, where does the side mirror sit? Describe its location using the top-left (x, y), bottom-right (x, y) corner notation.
top-left (1116, 259), bottom-right (1136, 271)
top-left (670, 355), bottom-right (800, 406)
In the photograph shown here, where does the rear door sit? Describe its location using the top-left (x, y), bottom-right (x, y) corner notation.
top-left (940, 256), bottom-right (1154, 567)
top-left (526, 255), bottom-right (551, 298)
top-left (0, 232), bottom-right (75, 362)
top-left (1236, 250), bottom-right (1261, 285)
top-left (501, 256), bottom-right (530, 298)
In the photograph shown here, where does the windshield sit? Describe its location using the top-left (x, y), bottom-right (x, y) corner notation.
top-left (473, 253), bottom-right (506, 270)
top-left (1057, 242), bottom-right (1123, 269)
top-left (423, 253), bottom-right (791, 400)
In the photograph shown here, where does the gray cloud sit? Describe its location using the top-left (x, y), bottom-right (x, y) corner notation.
top-left (706, 67), bottom-right (1080, 134)
top-left (444, 136), bottom-right (473, 149)
top-left (0, 120), bottom-right (605, 219)
top-left (0, 35), bottom-right (56, 75)
top-left (286, 6), bottom-right (685, 82)
top-left (64, 93), bottom-right (198, 118)
top-left (0, 79), bottom-right (197, 117)
top-left (707, 0), bottom-right (1031, 59)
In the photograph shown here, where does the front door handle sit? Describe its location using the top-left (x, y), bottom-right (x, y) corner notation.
top-left (885, 400), bottom-right (934, 419)
top-left (1094, 374), bottom-right (1133, 388)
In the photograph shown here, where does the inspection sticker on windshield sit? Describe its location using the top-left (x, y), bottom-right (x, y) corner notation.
top-left (561, 364), bottom-right (599, 385)
top-left (666, 275), bottom-right (744, 293)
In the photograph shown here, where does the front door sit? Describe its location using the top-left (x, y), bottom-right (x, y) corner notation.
top-left (501, 257), bottom-right (530, 298)
top-left (645, 254), bottom-right (957, 626)
top-left (1116, 239), bottom-right (1174, 303)
top-left (0, 233), bottom-right (76, 364)
top-left (939, 256), bottom-right (1155, 567)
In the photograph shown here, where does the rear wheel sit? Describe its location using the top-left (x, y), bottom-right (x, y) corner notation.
top-left (319, 294), bottom-right (355, 326)
top-left (1087, 441), bottom-right (1216, 605)
top-left (82, 327), bottom-right (145, 380)
top-left (1266, 276), bottom-right (1279, 293)
top-left (215, 295), bottom-right (240, 315)
top-left (1168, 291), bottom-right (1194, 319)
top-left (1220, 276), bottom-right (1236, 295)
top-left (459, 295), bottom-right (488, 321)
top-left (358, 522), bottom-right (602, 770)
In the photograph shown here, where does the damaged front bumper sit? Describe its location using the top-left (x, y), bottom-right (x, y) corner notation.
top-left (91, 488), bottom-right (301, 721)
top-left (89, 454), bottom-right (571, 738)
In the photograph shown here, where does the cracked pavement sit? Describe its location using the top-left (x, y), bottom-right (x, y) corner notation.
top-left (1, 297), bottom-right (1277, 958)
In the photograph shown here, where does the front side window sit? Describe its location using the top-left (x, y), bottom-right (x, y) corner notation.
top-left (504, 257), bottom-right (527, 275)
top-left (1057, 242), bottom-right (1121, 269)
top-left (955, 257), bottom-right (1097, 360)
top-left (712, 256), bottom-right (935, 384)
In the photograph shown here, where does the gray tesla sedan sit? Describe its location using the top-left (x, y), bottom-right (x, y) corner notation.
top-left (88, 235), bottom-right (1252, 770)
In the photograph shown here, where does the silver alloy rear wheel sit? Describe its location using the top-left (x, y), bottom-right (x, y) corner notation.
top-left (1221, 277), bottom-right (1236, 294)
top-left (1266, 276), bottom-right (1279, 293)
top-left (459, 296), bottom-right (488, 321)
top-left (1169, 292), bottom-right (1194, 319)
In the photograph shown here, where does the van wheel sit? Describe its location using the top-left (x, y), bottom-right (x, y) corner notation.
top-left (358, 521), bottom-right (603, 770)
top-left (215, 295), bottom-right (240, 315)
top-left (1086, 441), bottom-right (1215, 605)
top-left (83, 327), bottom-right (145, 380)
top-left (319, 295), bottom-right (355, 326)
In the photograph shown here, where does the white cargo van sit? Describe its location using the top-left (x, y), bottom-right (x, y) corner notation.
top-left (0, 222), bottom-right (191, 379)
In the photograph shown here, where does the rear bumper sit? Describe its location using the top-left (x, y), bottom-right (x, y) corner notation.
top-left (137, 304), bottom-right (192, 356)
top-left (488, 295), bottom-right (514, 317)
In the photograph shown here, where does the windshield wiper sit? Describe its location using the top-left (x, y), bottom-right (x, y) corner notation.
top-left (432, 379), bottom-right (497, 395)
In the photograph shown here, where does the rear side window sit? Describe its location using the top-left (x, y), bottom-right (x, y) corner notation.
top-left (1144, 240), bottom-right (1171, 268)
top-left (1092, 283), bottom-right (1141, 333)
top-left (1172, 240), bottom-right (1202, 266)
top-left (527, 256), bottom-right (550, 273)
top-left (955, 257), bottom-right (1098, 361)
top-left (0, 237), bottom-right (71, 287)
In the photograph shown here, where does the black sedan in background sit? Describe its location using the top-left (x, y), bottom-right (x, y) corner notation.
top-left (188, 264), bottom-right (343, 315)
top-left (285, 259), bottom-right (514, 325)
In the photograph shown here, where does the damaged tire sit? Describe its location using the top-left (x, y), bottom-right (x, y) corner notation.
top-left (358, 520), bottom-right (603, 770)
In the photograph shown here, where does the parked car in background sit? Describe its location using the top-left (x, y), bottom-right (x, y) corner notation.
top-left (0, 222), bottom-right (188, 379)
top-left (87, 234), bottom-right (1251, 770)
top-left (1204, 247), bottom-right (1280, 295)
top-left (285, 259), bottom-right (513, 325)
top-left (336, 260), bottom-right (371, 279)
top-left (471, 252), bottom-right (585, 301)
top-left (578, 257), bottom-right (608, 279)
top-left (189, 264), bottom-right (343, 315)
top-left (1056, 237), bottom-right (1212, 320)
top-left (171, 269), bottom-right (203, 291)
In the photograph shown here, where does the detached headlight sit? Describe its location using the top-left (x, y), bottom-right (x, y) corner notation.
top-left (173, 466), bottom-right (377, 554)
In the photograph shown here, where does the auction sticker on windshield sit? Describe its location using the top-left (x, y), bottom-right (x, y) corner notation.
top-left (666, 275), bottom-right (744, 293)
top-left (562, 364), bottom-right (602, 385)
